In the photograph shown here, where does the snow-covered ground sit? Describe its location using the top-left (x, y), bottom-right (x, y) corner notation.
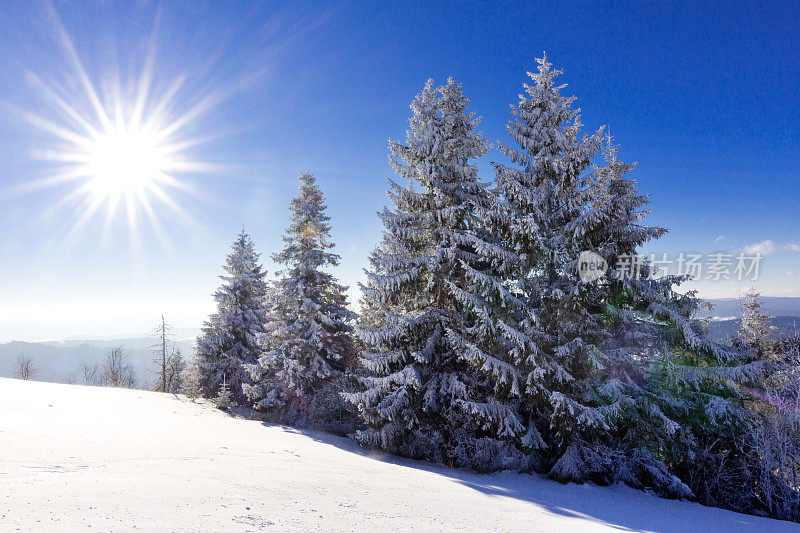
top-left (0, 378), bottom-right (795, 532)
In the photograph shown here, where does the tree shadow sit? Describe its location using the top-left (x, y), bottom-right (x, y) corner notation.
top-left (264, 423), bottom-right (796, 532)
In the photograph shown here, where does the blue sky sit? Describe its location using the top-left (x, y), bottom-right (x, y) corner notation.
top-left (0, 1), bottom-right (798, 340)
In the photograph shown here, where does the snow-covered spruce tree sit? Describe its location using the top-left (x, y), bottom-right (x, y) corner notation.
top-left (196, 229), bottom-right (269, 405)
top-left (181, 355), bottom-right (204, 401)
top-left (487, 54), bottom-right (763, 496)
top-left (736, 288), bottom-right (778, 358)
top-left (243, 173), bottom-right (357, 433)
top-left (345, 78), bottom-right (533, 470)
top-left (731, 290), bottom-right (800, 522)
top-left (164, 348), bottom-right (187, 394)
top-left (215, 376), bottom-right (233, 411)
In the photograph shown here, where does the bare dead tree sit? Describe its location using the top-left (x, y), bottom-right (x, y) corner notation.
top-left (64, 371), bottom-right (77, 385)
top-left (160, 315), bottom-right (167, 392)
top-left (14, 354), bottom-right (37, 380)
top-left (151, 315), bottom-right (175, 392)
top-left (100, 346), bottom-right (136, 388)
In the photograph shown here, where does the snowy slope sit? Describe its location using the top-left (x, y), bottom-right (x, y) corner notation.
top-left (0, 378), bottom-right (795, 532)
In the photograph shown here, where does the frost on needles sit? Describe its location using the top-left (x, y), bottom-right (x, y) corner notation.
top-left (345, 56), bottom-right (761, 497)
top-left (344, 78), bottom-right (534, 471)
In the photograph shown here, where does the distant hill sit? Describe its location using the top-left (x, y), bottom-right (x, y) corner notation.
top-left (701, 297), bottom-right (800, 342)
top-left (0, 332), bottom-right (198, 388)
top-left (707, 315), bottom-right (799, 343)
top-left (3, 297), bottom-right (799, 385)
top-left (703, 297), bottom-right (800, 319)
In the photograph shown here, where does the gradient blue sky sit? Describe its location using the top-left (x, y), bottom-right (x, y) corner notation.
top-left (0, 1), bottom-right (798, 340)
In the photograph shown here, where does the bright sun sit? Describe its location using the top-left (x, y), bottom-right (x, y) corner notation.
top-left (30, 92), bottom-right (202, 242)
top-left (85, 125), bottom-right (168, 195)
top-left (18, 7), bottom-right (217, 244)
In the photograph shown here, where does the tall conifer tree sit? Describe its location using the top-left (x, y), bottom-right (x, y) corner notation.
top-left (244, 173), bottom-right (356, 430)
top-left (482, 54), bottom-right (760, 495)
top-left (346, 79), bottom-right (531, 470)
top-left (196, 229), bottom-right (269, 404)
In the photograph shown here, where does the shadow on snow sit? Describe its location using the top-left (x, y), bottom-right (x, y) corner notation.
top-left (263, 422), bottom-right (792, 532)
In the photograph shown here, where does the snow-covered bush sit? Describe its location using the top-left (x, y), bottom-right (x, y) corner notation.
top-left (656, 291), bottom-right (799, 521)
top-left (744, 407), bottom-right (800, 521)
top-left (734, 301), bottom-right (800, 521)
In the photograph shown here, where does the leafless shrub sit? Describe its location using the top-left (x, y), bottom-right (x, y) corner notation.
top-left (14, 354), bottom-right (37, 380)
top-left (99, 346), bottom-right (136, 388)
top-left (81, 362), bottom-right (100, 385)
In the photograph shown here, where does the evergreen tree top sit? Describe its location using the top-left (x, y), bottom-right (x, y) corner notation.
top-left (500, 53), bottom-right (603, 178)
top-left (273, 172), bottom-right (339, 271)
top-left (391, 78), bottom-right (488, 187)
top-left (220, 228), bottom-right (265, 281)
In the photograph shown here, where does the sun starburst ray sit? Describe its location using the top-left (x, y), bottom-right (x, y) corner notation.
top-left (15, 6), bottom-right (225, 250)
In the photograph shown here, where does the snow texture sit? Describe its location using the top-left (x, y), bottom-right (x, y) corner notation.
top-left (0, 379), bottom-right (797, 533)
top-left (3, 379), bottom-right (795, 531)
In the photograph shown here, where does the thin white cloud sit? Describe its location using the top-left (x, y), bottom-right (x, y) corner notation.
top-left (784, 242), bottom-right (800, 252)
top-left (742, 240), bottom-right (776, 256)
